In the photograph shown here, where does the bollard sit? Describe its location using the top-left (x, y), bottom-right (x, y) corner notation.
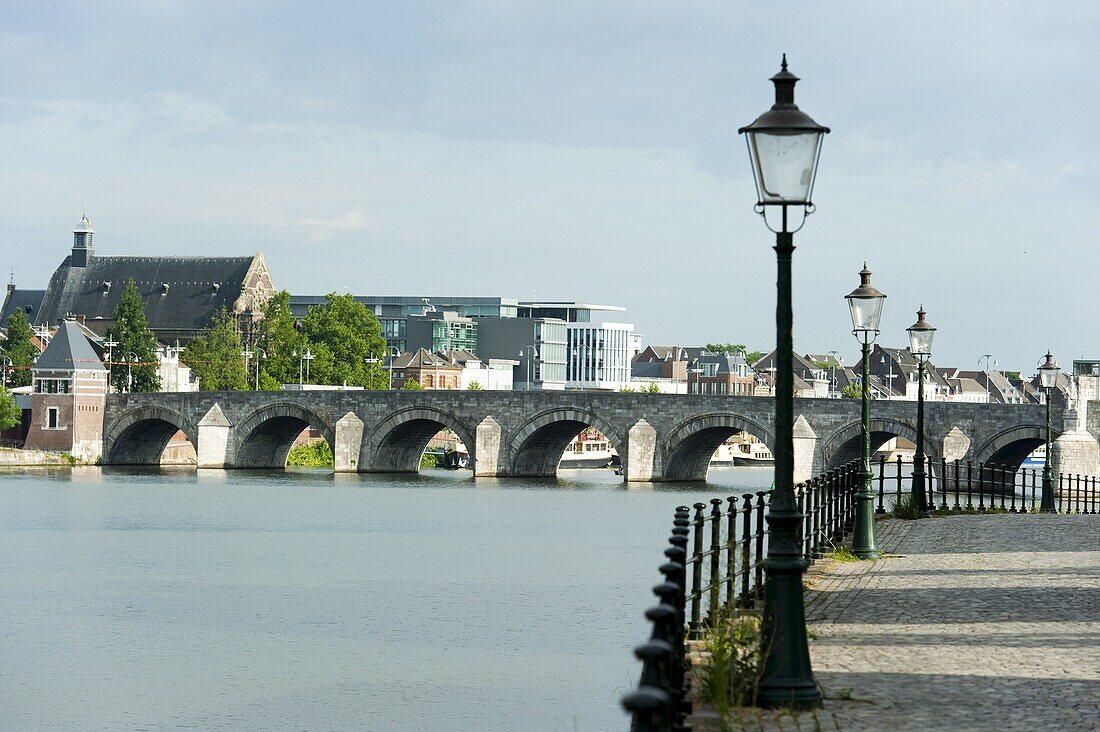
top-left (622, 685), bottom-right (672, 732)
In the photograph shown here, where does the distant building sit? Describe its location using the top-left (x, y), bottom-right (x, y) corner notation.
top-left (406, 311), bottom-right (478, 353)
top-left (474, 317), bottom-right (567, 390)
top-left (437, 350), bottom-right (517, 390)
top-left (632, 346), bottom-right (713, 386)
top-left (687, 353), bottom-right (754, 396)
top-left (290, 295), bottom-right (520, 352)
top-left (566, 321), bottom-right (635, 391)
top-left (27, 214), bottom-right (275, 345)
top-left (23, 320), bottom-right (108, 462)
top-left (390, 349), bottom-right (462, 390)
top-left (857, 345), bottom-right (951, 401)
top-left (753, 350), bottom-right (831, 398)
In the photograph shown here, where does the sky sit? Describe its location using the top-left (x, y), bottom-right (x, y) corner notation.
top-left (2, 1), bottom-right (1098, 375)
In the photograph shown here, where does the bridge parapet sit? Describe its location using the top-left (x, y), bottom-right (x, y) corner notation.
top-left (103, 391), bottom-right (1059, 482)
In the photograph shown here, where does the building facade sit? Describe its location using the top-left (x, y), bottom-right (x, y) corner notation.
top-left (474, 317), bottom-right (567, 390)
top-left (406, 311), bottom-right (478, 353)
top-left (565, 321), bottom-right (635, 391)
top-left (23, 320), bottom-right (108, 462)
top-left (28, 214), bottom-right (274, 345)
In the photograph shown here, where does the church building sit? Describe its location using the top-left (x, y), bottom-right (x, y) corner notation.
top-left (3, 213), bottom-right (276, 345)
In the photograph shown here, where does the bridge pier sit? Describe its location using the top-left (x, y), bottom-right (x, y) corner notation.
top-left (334, 412), bottom-right (364, 472)
top-left (625, 419), bottom-right (657, 482)
top-left (474, 416), bottom-right (503, 477)
top-left (197, 404), bottom-right (232, 469)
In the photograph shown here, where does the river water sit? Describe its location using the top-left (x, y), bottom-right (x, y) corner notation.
top-left (0, 466), bottom-right (774, 731)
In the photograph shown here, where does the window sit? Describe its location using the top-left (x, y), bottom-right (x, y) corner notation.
top-left (47, 407), bottom-right (59, 429)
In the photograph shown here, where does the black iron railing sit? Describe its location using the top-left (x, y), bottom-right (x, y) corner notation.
top-left (622, 462), bottom-right (859, 731)
top-left (872, 455), bottom-right (1100, 515)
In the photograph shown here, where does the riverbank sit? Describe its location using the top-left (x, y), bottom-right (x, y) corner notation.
top-left (0, 448), bottom-right (77, 467)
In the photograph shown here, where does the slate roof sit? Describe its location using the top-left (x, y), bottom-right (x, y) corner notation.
top-left (391, 348), bottom-right (461, 370)
top-left (35, 254), bottom-right (259, 333)
top-left (1, 289), bottom-right (45, 327)
top-left (33, 320), bottom-right (106, 372)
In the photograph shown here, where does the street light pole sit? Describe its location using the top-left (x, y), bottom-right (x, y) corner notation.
top-left (907, 307), bottom-right (937, 513)
top-left (826, 349), bottom-right (840, 398)
top-left (739, 55), bottom-right (828, 710)
top-left (1038, 352), bottom-right (1059, 512)
top-left (125, 351), bottom-right (138, 393)
top-left (979, 354), bottom-right (995, 402)
top-left (846, 265), bottom-right (886, 559)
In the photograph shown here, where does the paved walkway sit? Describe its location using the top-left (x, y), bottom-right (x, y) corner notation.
top-left (782, 514), bottom-right (1100, 731)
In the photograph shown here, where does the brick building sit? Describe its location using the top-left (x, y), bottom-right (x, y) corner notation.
top-left (23, 320), bottom-right (108, 461)
top-left (390, 348), bottom-right (462, 390)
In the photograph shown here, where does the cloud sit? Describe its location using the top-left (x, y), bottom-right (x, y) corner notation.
top-left (293, 206), bottom-right (370, 241)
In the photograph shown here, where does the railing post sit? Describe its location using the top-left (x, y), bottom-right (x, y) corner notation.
top-left (978, 462), bottom-right (985, 511)
top-left (940, 457), bottom-right (949, 511)
top-left (953, 459), bottom-right (961, 511)
top-left (966, 459), bottom-right (973, 511)
top-left (895, 454), bottom-right (904, 512)
top-left (726, 496), bottom-right (737, 607)
top-left (753, 491), bottom-right (766, 601)
top-left (708, 498), bottom-right (723, 622)
top-left (876, 454), bottom-right (886, 514)
top-left (810, 475), bottom-right (822, 558)
top-left (740, 494), bottom-right (753, 607)
top-left (1008, 464), bottom-right (1017, 513)
top-left (689, 503), bottom-right (705, 638)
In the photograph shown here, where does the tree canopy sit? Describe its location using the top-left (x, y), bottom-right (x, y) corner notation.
top-left (254, 290), bottom-right (304, 389)
top-left (842, 383), bottom-right (871, 400)
top-left (3, 307), bottom-right (37, 388)
top-left (298, 293), bottom-right (387, 388)
top-left (111, 279), bottom-right (160, 392)
top-left (401, 378), bottom-right (424, 390)
top-left (705, 343), bottom-right (763, 364)
top-left (0, 384), bottom-right (20, 430)
top-left (183, 307), bottom-right (249, 391)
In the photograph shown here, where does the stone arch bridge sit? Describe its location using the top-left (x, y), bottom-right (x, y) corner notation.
top-left (102, 391), bottom-right (1064, 482)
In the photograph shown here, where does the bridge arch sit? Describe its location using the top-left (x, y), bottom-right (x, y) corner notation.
top-left (365, 407), bottom-right (477, 473)
top-left (972, 425), bottom-right (1050, 470)
top-left (508, 408), bottom-right (624, 478)
top-left (820, 418), bottom-right (941, 471)
top-left (104, 405), bottom-right (198, 465)
top-left (233, 402), bottom-right (336, 469)
top-left (661, 413), bottom-right (774, 482)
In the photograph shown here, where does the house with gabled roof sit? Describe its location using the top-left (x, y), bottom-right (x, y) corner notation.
top-left (23, 320), bottom-right (109, 462)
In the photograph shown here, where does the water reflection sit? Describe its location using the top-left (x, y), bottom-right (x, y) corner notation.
top-left (0, 466), bottom-right (774, 731)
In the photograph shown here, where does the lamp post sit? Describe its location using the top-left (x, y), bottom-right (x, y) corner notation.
top-left (0, 353), bottom-right (11, 388)
top-left (387, 346), bottom-right (400, 389)
top-left (251, 348), bottom-right (267, 390)
top-left (826, 350), bottom-right (841, 398)
top-left (125, 351), bottom-right (139, 393)
top-left (845, 265), bottom-right (886, 559)
top-left (104, 335), bottom-right (119, 390)
top-left (365, 356), bottom-right (381, 390)
top-left (1038, 352), bottom-right (1059, 512)
top-left (906, 307), bottom-right (936, 512)
top-left (738, 54), bottom-right (828, 710)
top-left (519, 346), bottom-right (539, 391)
top-left (293, 349), bottom-right (314, 386)
top-left (978, 354), bottom-right (996, 403)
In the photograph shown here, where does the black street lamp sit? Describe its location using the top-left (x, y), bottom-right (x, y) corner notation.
top-left (906, 307), bottom-right (936, 512)
top-left (845, 265), bottom-right (886, 558)
top-left (738, 54), bottom-right (828, 710)
top-left (1038, 352), bottom-right (1060, 512)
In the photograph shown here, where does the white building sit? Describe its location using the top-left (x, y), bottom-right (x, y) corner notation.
top-left (566, 321), bottom-right (635, 391)
top-left (442, 350), bottom-right (517, 390)
top-left (157, 344), bottom-right (197, 392)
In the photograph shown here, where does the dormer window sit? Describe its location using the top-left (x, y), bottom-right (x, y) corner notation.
top-left (102, 281), bottom-right (111, 295)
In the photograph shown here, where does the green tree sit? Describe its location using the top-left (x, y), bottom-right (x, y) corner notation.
top-left (0, 384), bottom-right (20, 430)
top-left (299, 293), bottom-right (387, 387)
top-left (3, 307), bottom-right (38, 388)
top-left (467, 380), bottom-right (483, 390)
top-left (705, 342), bottom-right (763, 364)
top-left (842, 383), bottom-right (871, 400)
top-left (183, 307), bottom-right (249, 391)
top-left (401, 378), bottom-right (423, 390)
top-left (111, 279), bottom-right (160, 392)
top-left (255, 290), bottom-right (305, 389)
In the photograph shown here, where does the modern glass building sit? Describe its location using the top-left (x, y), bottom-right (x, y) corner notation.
top-left (290, 295), bottom-right (519, 352)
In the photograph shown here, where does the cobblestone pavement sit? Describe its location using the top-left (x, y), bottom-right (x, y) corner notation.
top-left (690, 514), bottom-right (1100, 731)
